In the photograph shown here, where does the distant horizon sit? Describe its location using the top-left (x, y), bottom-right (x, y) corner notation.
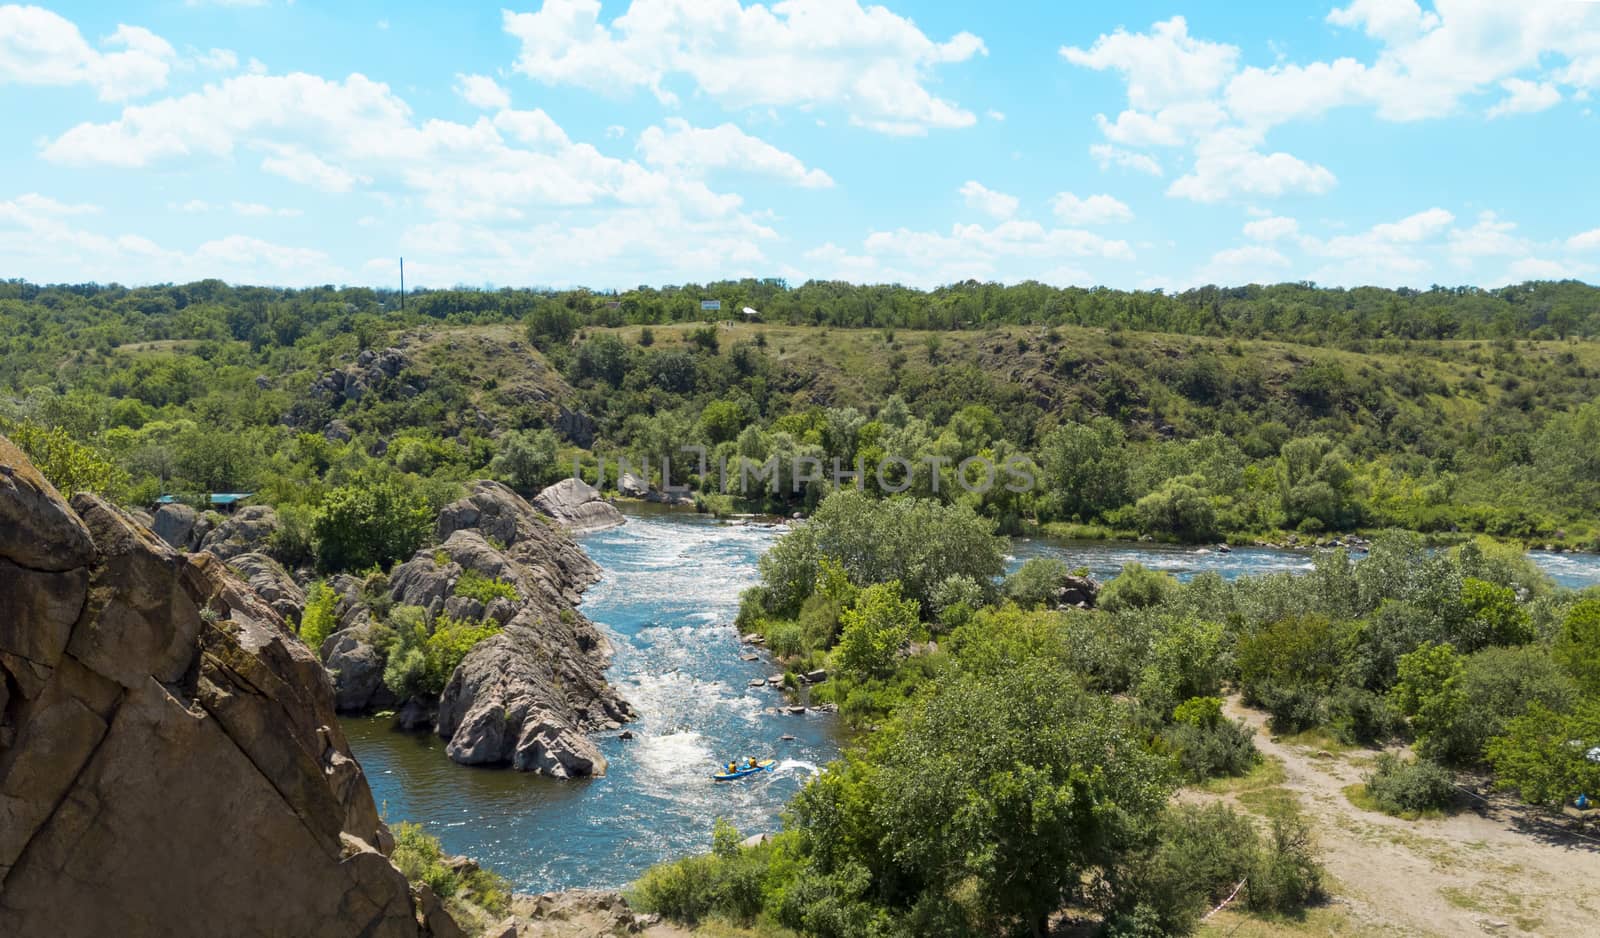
top-left (7, 274), bottom-right (1597, 296)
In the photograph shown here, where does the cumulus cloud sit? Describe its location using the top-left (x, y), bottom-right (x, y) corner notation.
top-left (1243, 215), bottom-right (1299, 241)
top-left (639, 119), bottom-right (834, 188)
top-left (0, 5), bottom-right (177, 100)
top-left (1486, 78), bottom-right (1561, 118)
top-left (801, 220), bottom-right (1134, 288)
top-left (1569, 228), bottom-right (1600, 252)
top-left (1051, 192), bottom-right (1133, 225)
top-left (959, 181), bottom-right (1018, 220)
top-left (1090, 144), bottom-right (1162, 176)
top-left (455, 73), bottom-right (511, 110)
top-left (0, 191), bottom-right (343, 285)
top-left (502, 0), bottom-right (986, 134)
top-left (1065, 5), bottom-right (1600, 202)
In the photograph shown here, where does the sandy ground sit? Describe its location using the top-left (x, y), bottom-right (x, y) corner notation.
top-left (1211, 697), bottom-right (1600, 937)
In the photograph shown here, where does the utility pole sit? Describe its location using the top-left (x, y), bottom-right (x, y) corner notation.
top-left (399, 257), bottom-right (405, 312)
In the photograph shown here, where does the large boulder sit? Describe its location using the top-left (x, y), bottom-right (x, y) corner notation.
top-left (532, 478), bottom-right (623, 533)
top-left (617, 471), bottom-right (650, 498)
top-left (0, 433), bottom-right (449, 937)
top-left (150, 502), bottom-right (201, 551)
top-left (230, 551), bottom-right (306, 625)
top-left (321, 627), bottom-right (392, 713)
top-left (197, 504), bottom-right (281, 561)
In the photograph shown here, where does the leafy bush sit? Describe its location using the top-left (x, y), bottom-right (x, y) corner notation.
top-left (390, 821), bottom-right (510, 916)
top-left (1363, 753), bottom-right (1456, 816)
top-left (299, 581), bottom-right (338, 651)
top-left (312, 475), bottom-right (434, 573)
top-left (630, 821), bottom-right (772, 925)
top-left (835, 582), bottom-right (919, 683)
top-left (1109, 803), bottom-right (1260, 936)
top-left (1003, 557), bottom-right (1071, 609)
top-left (453, 569), bottom-right (520, 605)
top-left (1162, 697), bottom-right (1259, 781)
top-left (424, 616), bottom-right (503, 694)
top-left (1325, 686), bottom-right (1405, 747)
top-left (3, 418), bottom-right (127, 499)
top-left (1099, 563), bottom-right (1177, 612)
top-left (1245, 814), bottom-right (1324, 913)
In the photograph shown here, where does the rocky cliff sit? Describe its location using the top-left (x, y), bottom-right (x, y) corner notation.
top-left (0, 435), bottom-right (453, 937)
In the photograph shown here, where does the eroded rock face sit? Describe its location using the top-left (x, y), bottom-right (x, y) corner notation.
top-left (532, 478), bottom-right (624, 533)
top-left (0, 434), bottom-right (446, 937)
top-left (422, 482), bottom-right (633, 777)
top-left (197, 504), bottom-right (282, 561)
top-left (230, 551), bottom-right (307, 625)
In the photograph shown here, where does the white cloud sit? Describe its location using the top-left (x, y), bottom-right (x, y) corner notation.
top-left (986, 109), bottom-right (1005, 121)
top-left (195, 48), bottom-right (239, 71)
top-left (1447, 211), bottom-right (1526, 260)
top-left (1569, 228), bottom-right (1600, 252)
top-left (0, 6), bottom-right (176, 100)
top-left (1195, 244), bottom-right (1291, 285)
top-left (959, 181), bottom-right (1018, 220)
top-left (1, 191), bottom-right (342, 285)
top-left (1061, 16), bottom-right (1237, 111)
top-left (456, 73), bottom-right (510, 110)
top-left (502, 0), bottom-right (986, 135)
top-left (259, 146), bottom-right (370, 193)
top-left (1167, 132), bottom-right (1336, 203)
top-left (1051, 192), bottom-right (1133, 225)
top-left (1090, 143), bottom-right (1162, 176)
top-left (638, 118), bottom-right (834, 188)
top-left (1487, 78), bottom-right (1561, 118)
top-left (1505, 257), bottom-right (1591, 282)
top-left (1067, 6), bottom-right (1600, 202)
top-left (231, 201), bottom-right (302, 217)
top-left (801, 219), bottom-right (1134, 288)
top-left (1243, 215), bottom-right (1299, 241)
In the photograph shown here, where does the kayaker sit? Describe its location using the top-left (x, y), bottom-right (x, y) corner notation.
top-left (727, 761), bottom-right (737, 774)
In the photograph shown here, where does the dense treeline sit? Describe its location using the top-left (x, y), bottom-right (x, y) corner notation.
top-left (5, 276), bottom-right (1600, 555)
top-left (5, 275), bottom-right (1600, 390)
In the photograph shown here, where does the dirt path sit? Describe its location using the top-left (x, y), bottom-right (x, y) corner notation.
top-left (1220, 697), bottom-right (1600, 937)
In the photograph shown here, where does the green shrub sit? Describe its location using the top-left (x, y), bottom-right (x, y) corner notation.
top-left (766, 619), bottom-right (804, 658)
top-left (1110, 803), bottom-right (1260, 936)
top-left (390, 821), bottom-right (510, 916)
top-left (1002, 557), bottom-right (1070, 609)
top-left (1099, 562), bottom-right (1177, 612)
top-left (299, 581), bottom-right (338, 651)
top-left (424, 616), bottom-right (503, 693)
top-left (1245, 813), bottom-right (1324, 913)
top-left (1325, 686), bottom-right (1406, 747)
top-left (453, 569), bottom-right (520, 605)
top-left (1363, 753), bottom-right (1456, 816)
top-left (1162, 698), bottom-right (1259, 781)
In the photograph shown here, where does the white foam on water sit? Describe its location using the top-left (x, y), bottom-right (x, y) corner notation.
top-left (635, 730), bottom-right (714, 779)
top-left (773, 759), bottom-right (818, 775)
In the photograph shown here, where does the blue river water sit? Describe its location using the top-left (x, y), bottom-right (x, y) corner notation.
top-left (345, 510), bottom-right (1600, 894)
top-left (345, 508), bottom-right (832, 894)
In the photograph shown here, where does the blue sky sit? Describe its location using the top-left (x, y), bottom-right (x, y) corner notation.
top-left (2, 0), bottom-right (1598, 290)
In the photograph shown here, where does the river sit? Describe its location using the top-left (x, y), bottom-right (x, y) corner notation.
top-left (346, 510), bottom-right (1600, 894)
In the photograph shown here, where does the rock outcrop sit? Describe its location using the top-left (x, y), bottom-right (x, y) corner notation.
top-left (196, 504), bottom-right (282, 560)
top-left (532, 478), bottom-right (624, 533)
top-left (151, 501), bottom-right (202, 550)
top-left (424, 482), bottom-right (633, 776)
top-left (230, 551), bottom-right (306, 624)
top-left (0, 434), bottom-right (452, 937)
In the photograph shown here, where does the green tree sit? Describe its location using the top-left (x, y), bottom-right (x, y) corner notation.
top-left (3, 420), bottom-right (127, 499)
top-left (491, 428), bottom-right (561, 493)
top-left (1391, 642), bottom-right (1466, 759)
top-left (1555, 598), bottom-right (1600, 695)
top-left (312, 476), bottom-right (434, 572)
top-left (835, 582), bottom-right (918, 683)
top-left (1486, 700), bottom-right (1600, 808)
top-left (1037, 418), bottom-right (1131, 521)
